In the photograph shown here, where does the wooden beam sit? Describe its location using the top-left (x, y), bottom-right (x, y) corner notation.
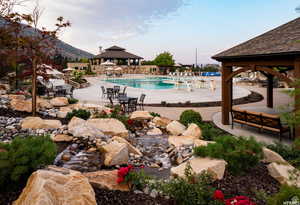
top-left (222, 65), bottom-right (232, 125)
top-left (294, 59), bottom-right (300, 138)
top-left (223, 59), bottom-right (295, 67)
top-left (267, 74), bottom-right (274, 108)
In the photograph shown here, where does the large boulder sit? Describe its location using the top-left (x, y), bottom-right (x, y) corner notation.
top-left (51, 134), bottom-right (74, 142)
top-left (262, 147), bottom-right (286, 164)
top-left (87, 118), bottom-right (129, 138)
top-left (50, 97), bottom-right (69, 107)
top-left (84, 170), bottom-right (129, 191)
top-left (21, 117), bottom-right (62, 129)
top-left (10, 99), bottom-right (32, 113)
top-left (153, 116), bottom-right (172, 128)
top-left (68, 117), bottom-right (104, 138)
top-left (37, 98), bottom-right (53, 109)
top-left (57, 106), bottom-right (73, 118)
top-left (13, 166), bottom-right (97, 205)
top-left (194, 139), bottom-right (215, 147)
top-left (130, 111), bottom-right (153, 120)
top-left (168, 135), bottom-right (196, 147)
top-left (171, 157), bottom-right (227, 180)
top-left (112, 136), bottom-right (142, 156)
top-left (166, 121), bottom-right (186, 136)
top-left (182, 123), bottom-right (202, 139)
top-left (8, 94), bottom-right (25, 101)
top-left (147, 127), bottom-right (163, 136)
top-left (102, 141), bottom-right (129, 166)
top-left (267, 162), bottom-right (300, 187)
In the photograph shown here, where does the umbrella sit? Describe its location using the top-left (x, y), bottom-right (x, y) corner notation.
top-left (101, 61), bottom-right (116, 66)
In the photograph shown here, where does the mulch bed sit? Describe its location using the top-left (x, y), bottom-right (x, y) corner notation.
top-left (146, 91), bottom-right (263, 107)
top-left (213, 163), bottom-right (280, 205)
top-left (0, 107), bottom-right (68, 124)
top-left (93, 187), bottom-right (176, 205)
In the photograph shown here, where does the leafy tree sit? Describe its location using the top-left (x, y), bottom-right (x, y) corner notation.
top-left (154, 52), bottom-right (175, 67)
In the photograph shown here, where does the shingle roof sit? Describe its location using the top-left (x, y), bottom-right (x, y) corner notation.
top-left (213, 17), bottom-right (300, 60)
top-left (94, 46), bottom-right (143, 59)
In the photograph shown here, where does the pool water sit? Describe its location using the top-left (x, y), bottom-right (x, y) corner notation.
top-left (105, 77), bottom-right (174, 90)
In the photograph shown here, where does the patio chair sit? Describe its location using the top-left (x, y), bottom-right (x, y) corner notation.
top-left (106, 88), bottom-right (114, 99)
top-left (101, 86), bottom-right (107, 98)
top-left (66, 85), bottom-right (74, 98)
top-left (120, 86), bottom-right (127, 95)
top-left (54, 85), bottom-right (67, 97)
top-left (126, 98), bottom-right (138, 113)
top-left (138, 94), bottom-right (146, 110)
top-left (113, 85), bottom-right (121, 98)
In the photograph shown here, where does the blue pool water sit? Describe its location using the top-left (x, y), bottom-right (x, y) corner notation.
top-left (105, 77), bottom-right (174, 90)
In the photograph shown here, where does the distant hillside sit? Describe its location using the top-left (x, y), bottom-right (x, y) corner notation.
top-left (0, 18), bottom-right (95, 60)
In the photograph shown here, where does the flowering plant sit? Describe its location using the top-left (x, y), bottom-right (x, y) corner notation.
top-left (213, 190), bottom-right (256, 205)
top-left (117, 165), bottom-right (133, 184)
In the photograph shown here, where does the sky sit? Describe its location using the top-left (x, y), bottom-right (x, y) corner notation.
top-left (18, 0), bottom-right (300, 64)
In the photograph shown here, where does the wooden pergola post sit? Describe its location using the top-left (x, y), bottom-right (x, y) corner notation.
top-left (267, 74), bottom-right (274, 108)
top-left (221, 64), bottom-right (233, 125)
top-left (295, 58), bottom-right (300, 137)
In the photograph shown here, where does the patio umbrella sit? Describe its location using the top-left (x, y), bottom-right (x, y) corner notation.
top-left (101, 61), bottom-right (116, 66)
top-left (114, 67), bottom-right (123, 71)
top-left (105, 67), bottom-right (114, 71)
top-left (63, 67), bottom-right (74, 72)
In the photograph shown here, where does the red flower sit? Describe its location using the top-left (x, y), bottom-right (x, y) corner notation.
top-left (116, 177), bottom-right (124, 184)
top-left (127, 119), bottom-right (134, 125)
top-left (140, 165), bottom-right (145, 169)
top-left (213, 190), bottom-right (224, 201)
top-left (225, 196), bottom-right (255, 205)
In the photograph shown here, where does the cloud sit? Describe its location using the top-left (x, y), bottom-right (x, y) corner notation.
top-left (19, 0), bottom-right (187, 53)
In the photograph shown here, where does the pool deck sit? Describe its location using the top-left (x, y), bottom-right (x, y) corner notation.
top-left (73, 75), bottom-right (251, 105)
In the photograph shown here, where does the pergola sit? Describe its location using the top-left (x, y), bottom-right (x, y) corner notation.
top-left (212, 17), bottom-right (300, 136)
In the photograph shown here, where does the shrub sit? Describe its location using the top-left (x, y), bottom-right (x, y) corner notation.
top-left (66, 109), bottom-right (91, 121)
top-left (194, 136), bottom-right (263, 175)
top-left (199, 123), bottom-right (226, 141)
top-left (268, 185), bottom-right (300, 205)
top-left (68, 98), bottom-right (78, 104)
top-left (267, 142), bottom-right (300, 168)
top-left (156, 163), bottom-right (218, 205)
top-left (150, 112), bottom-right (161, 117)
top-left (179, 110), bottom-right (202, 126)
top-left (0, 135), bottom-right (57, 189)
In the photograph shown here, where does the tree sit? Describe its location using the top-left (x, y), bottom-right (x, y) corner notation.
top-left (1, 0), bottom-right (70, 115)
top-left (154, 52), bottom-right (175, 67)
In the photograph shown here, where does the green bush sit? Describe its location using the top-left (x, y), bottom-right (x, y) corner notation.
top-left (155, 163), bottom-right (218, 205)
top-left (199, 123), bottom-right (226, 141)
top-left (179, 110), bottom-right (202, 126)
top-left (194, 136), bottom-right (263, 175)
top-left (68, 98), bottom-right (79, 104)
top-left (150, 112), bottom-right (161, 117)
top-left (66, 109), bottom-right (91, 121)
top-left (267, 142), bottom-right (300, 168)
top-left (0, 135), bottom-right (57, 189)
top-left (268, 185), bottom-right (300, 205)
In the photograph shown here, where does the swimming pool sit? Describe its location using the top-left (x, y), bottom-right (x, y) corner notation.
top-left (105, 77), bottom-right (175, 90)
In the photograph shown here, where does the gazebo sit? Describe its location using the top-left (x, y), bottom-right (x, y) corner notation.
top-left (212, 17), bottom-right (300, 136)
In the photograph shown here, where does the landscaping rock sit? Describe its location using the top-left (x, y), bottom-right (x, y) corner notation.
top-left (87, 118), bottom-right (129, 138)
top-left (51, 134), bottom-right (73, 142)
top-left (84, 170), bottom-right (130, 191)
top-left (147, 127), bottom-right (163, 136)
top-left (166, 121), bottom-right (186, 135)
top-left (112, 136), bottom-right (143, 156)
top-left (153, 117), bottom-right (172, 128)
top-left (102, 141), bottom-right (129, 166)
top-left (168, 135), bottom-right (196, 147)
top-left (8, 94), bottom-right (25, 101)
top-left (267, 162), bottom-right (300, 187)
top-left (37, 98), bottom-right (53, 109)
top-left (68, 117), bottom-right (104, 138)
top-left (171, 157), bottom-right (227, 180)
top-left (182, 123), bottom-right (202, 139)
top-left (262, 147), bottom-right (286, 164)
top-left (13, 166), bottom-right (97, 205)
top-left (130, 111), bottom-right (153, 120)
top-left (50, 97), bottom-right (69, 107)
top-left (57, 106), bottom-right (73, 118)
top-left (10, 99), bottom-right (32, 113)
top-left (21, 117), bottom-right (62, 129)
top-left (194, 139), bottom-right (215, 147)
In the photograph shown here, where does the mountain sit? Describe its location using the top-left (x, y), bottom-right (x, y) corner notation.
top-left (0, 17), bottom-right (95, 59)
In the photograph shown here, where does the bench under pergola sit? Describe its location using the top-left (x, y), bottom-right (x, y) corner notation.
top-left (212, 17), bottom-right (300, 137)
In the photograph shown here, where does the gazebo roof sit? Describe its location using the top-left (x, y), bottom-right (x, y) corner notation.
top-left (213, 17), bottom-right (300, 61)
top-left (94, 45), bottom-right (143, 59)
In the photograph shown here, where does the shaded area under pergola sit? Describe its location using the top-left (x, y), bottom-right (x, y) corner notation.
top-left (212, 17), bottom-right (300, 137)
